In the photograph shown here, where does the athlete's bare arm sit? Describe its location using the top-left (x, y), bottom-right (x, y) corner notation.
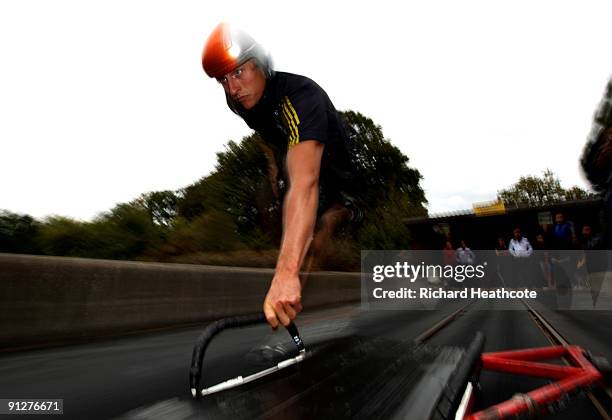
top-left (263, 140), bottom-right (324, 329)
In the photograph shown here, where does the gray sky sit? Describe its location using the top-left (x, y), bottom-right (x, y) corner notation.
top-left (1, 1), bottom-right (611, 220)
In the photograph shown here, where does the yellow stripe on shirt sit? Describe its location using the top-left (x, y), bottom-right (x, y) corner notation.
top-left (284, 96), bottom-right (300, 125)
top-left (280, 102), bottom-right (297, 146)
top-left (281, 96), bottom-right (300, 147)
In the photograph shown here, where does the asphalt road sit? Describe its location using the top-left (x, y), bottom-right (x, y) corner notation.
top-left (1, 299), bottom-right (610, 419)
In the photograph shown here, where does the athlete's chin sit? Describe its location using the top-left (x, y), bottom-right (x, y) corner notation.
top-left (240, 99), bottom-right (257, 109)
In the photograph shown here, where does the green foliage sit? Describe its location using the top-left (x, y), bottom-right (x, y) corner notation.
top-left (356, 190), bottom-right (416, 249)
top-left (37, 216), bottom-right (94, 257)
top-left (0, 210), bottom-right (40, 254)
top-left (178, 133), bottom-right (278, 248)
top-left (92, 203), bottom-right (166, 259)
top-left (164, 211), bottom-right (244, 254)
top-left (341, 111), bottom-right (427, 209)
top-left (135, 190), bottom-right (180, 227)
top-left (564, 185), bottom-right (594, 201)
top-left (497, 169), bottom-right (594, 206)
top-left (340, 111), bottom-right (427, 249)
top-left (37, 203), bottom-right (165, 260)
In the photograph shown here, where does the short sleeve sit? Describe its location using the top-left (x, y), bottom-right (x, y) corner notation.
top-left (280, 82), bottom-right (329, 148)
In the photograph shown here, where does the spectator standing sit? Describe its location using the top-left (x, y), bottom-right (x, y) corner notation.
top-left (508, 228), bottom-right (533, 258)
top-left (456, 240), bottom-right (475, 265)
top-left (551, 213), bottom-right (580, 289)
top-left (577, 225), bottom-right (606, 289)
top-left (552, 213), bottom-right (576, 250)
top-left (508, 228), bottom-right (533, 287)
top-left (580, 225), bottom-right (603, 251)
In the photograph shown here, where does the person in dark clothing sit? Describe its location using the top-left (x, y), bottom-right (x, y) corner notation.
top-left (552, 212), bottom-right (576, 250)
top-left (577, 225), bottom-right (606, 275)
top-left (202, 23), bottom-right (357, 329)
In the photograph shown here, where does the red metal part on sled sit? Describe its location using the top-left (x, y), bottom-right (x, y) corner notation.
top-left (465, 345), bottom-right (603, 420)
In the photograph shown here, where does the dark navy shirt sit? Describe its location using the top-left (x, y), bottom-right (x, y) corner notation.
top-left (235, 71), bottom-right (355, 206)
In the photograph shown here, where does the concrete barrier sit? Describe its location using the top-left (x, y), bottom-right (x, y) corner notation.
top-left (0, 253), bottom-right (360, 349)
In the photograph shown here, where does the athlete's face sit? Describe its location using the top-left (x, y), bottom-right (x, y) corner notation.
top-left (217, 60), bottom-right (266, 110)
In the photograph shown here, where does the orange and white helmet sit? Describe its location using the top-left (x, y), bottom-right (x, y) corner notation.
top-left (202, 23), bottom-right (273, 79)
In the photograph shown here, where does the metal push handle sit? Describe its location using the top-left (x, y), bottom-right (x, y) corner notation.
top-left (189, 313), bottom-right (306, 397)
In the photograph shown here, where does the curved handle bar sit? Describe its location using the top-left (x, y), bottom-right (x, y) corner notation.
top-left (189, 313), bottom-right (305, 397)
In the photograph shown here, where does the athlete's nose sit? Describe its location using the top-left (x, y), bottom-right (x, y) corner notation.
top-left (227, 77), bottom-right (241, 97)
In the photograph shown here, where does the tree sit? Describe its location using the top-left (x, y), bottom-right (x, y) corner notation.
top-left (497, 169), bottom-right (594, 206)
top-left (342, 110), bottom-right (427, 213)
top-left (37, 216), bottom-right (93, 257)
top-left (0, 210), bottom-right (40, 254)
top-left (37, 203), bottom-right (166, 260)
top-left (355, 189), bottom-right (417, 249)
top-left (177, 133), bottom-right (277, 249)
top-left (92, 202), bottom-right (166, 259)
top-left (564, 185), bottom-right (593, 201)
top-left (134, 190), bottom-right (180, 227)
top-left (339, 111), bottom-right (427, 249)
